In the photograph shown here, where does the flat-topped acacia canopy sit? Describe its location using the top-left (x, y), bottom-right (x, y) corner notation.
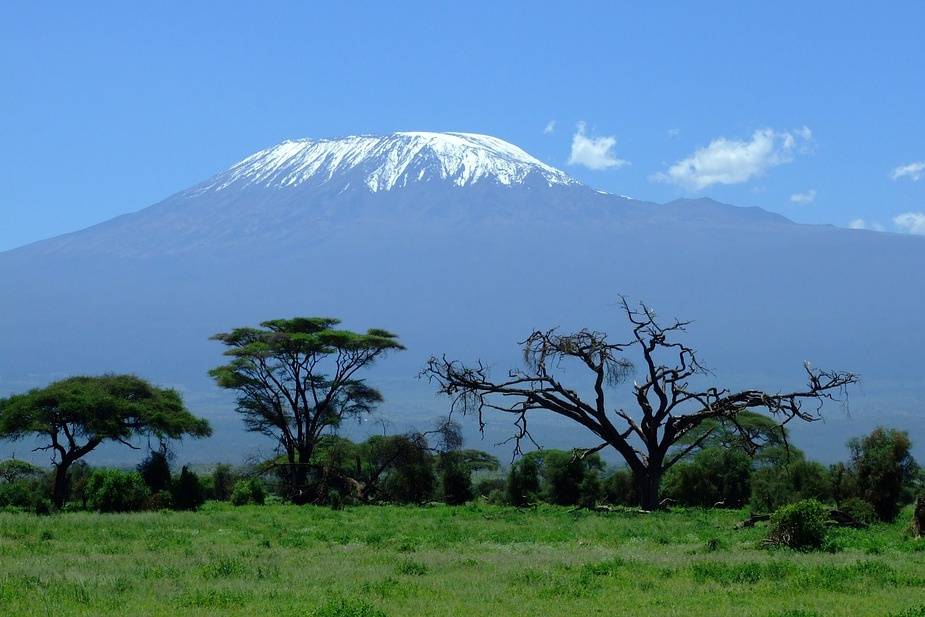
top-left (0, 374), bottom-right (211, 508)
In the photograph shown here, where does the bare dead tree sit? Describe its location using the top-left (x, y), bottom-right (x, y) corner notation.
top-left (422, 298), bottom-right (858, 510)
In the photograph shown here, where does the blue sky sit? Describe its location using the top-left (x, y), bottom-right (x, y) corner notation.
top-left (2, 1), bottom-right (923, 250)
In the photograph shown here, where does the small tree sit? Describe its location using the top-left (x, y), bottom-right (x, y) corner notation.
top-left (138, 446), bottom-right (172, 493)
top-left (662, 447), bottom-right (752, 507)
top-left (506, 455), bottom-right (541, 506)
top-left (848, 427), bottom-right (918, 521)
top-left (210, 318), bottom-right (403, 502)
top-left (0, 375), bottom-right (211, 508)
top-left (211, 464), bottom-right (236, 501)
top-left (172, 466), bottom-right (206, 510)
top-left (0, 460), bottom-right (43, 484)
top-left (84, 469), bottom-right (150, 513)
top-left (424, 299), bottom-right (857, 510)
top-left (438, 451), bottom-right (474, 505)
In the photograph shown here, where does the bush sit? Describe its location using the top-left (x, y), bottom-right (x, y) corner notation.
top-left (137, 449), bottom-right (172, 493)
top-left (211, 464), bottom-right (236, 501)
top-left (85, 469), bottom-right (151, 512)
top-left (767, 499), bottom-right (829, 550)
top-left (33, 498), bottom-right (52, 516)
top-left (381, 456), bottom-right (435, 504)
top-left (473, 477), bottom-right (505, 499)
top-left (438, 452), bottom-right (473, 505)
top-left (751, 458), bottom-right (832, 512)
top-left (171, 466), bottom-right (205, 511)
top-left (147, 490), bottom-right (173, 510)
top-left (230, 478), bottom-right (266, 506)
top-left (541, 450), bottom-right (604, 506)
top-left (603, 468), bottom-right (637, 506)
top-left (663, 447), bottom-right (752, 507)
top-left (0, 480), bottom-right (43, 509)
top-left (507, 455), bottom-right (540, 506)
top-left (848, 427), bottom-right (919, 522)
top-left (0, 459), bottom-right (44, 483)
top-left (839, 497), bottom-right (877, 526)
top-left (66, 461), bottom-right (93, 508)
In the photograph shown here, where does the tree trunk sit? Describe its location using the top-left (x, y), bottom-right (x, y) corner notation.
top-left (635, 468), bottom-right (663, 511)
top-left (913, 497), bottom-right (925, 539)
top-left (52, 460), bottom-right (71, 509)
top-left (284, 445), bottom-right (315, 504)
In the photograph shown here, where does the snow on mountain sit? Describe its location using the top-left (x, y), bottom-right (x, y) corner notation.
top-left (190, 131), bottom-right (578, 194)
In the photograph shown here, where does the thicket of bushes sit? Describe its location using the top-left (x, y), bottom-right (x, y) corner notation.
top-left (0, 426), bottom-right (919, 521)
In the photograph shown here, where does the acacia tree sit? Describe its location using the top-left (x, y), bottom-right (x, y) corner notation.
top-left (209, 317), bottom-right (403, 502)
top-left (423, 299), bottom-right (857, 510)
top-left (0, 375), bottom-right (212, 508)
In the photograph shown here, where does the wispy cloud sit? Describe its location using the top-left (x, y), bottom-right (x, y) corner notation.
top-left (651, 127), bottom-right (812, 191)
top-left (849, 218), bottom-right (885, 232)
top-left (890, 161), bottom-right (925, 182)
top-left (543, 120), bottom-right (556, 135)
top-left (894, 212), bottom-right (925, 235)
top-left (790, 189), bottom-right (816, 205)
top-left (667, 128), bottom-right (681, 139)
top-left (568, 122), bottom-right (629, 171)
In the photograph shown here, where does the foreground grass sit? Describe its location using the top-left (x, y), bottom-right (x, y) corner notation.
top-left (0, 503), bottom-right (923, 616)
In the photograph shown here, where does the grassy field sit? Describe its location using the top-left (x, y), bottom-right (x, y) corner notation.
top-left (0, 503), bottom-right (923, 617)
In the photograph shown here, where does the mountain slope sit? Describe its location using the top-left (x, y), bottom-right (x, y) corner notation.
top-left (1, 132), bottom-right (923, 463)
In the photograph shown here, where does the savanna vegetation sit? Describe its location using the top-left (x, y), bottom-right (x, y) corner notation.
top-left (0, 304), bottom-right (923, 616)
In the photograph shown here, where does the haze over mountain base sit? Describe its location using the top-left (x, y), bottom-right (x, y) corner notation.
top-left (2, 132), bottom-right (922, 465)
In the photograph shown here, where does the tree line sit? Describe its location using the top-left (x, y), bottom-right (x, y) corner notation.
top-left (0, 300), bottom-right (920, 525)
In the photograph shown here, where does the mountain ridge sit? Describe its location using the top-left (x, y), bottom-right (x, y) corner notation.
top-left (2, 131), bottom-right (924, 463)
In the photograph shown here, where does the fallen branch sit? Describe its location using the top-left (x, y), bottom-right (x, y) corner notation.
top-left (736, 508), bottom-right (869, 530)
top-left (736, 513), bottom-right (771, 528)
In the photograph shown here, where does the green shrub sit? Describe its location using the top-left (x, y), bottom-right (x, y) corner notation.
top-left (211, 464), bottom-right (236, 501)
top-left (381, 454), bottom-right (435, 504)
top-left (0, 459), bottom-right (44, 483)
top-left (137, 449), bottom-right (172, 493)
top-left (848, 427), bottom-right (919, 522)
top-left (85, 469), bottom-right (150, 512)
top-left (663, 447), bottom-right (752, 507)
top-left (839, 497), bottom-right (877, 526)
top-left (751, 458), bottom-right (832, 512)
top-left (171, 466), bottom-right (205, 511)
top-left (767, 499), bottom-right (829, 550)
top-left (507, 456), bottom-right (540, 506)
top-left (603, 468), bottom-right (637, 506)
top-left (438, 452), bottom-right (473, 505)
top-left (505, 450), bottom-right (604, 506)
top-left (0, 480), bottom-right (41, 509)
top-left (230, 478), bottom-right (266, 506)
top-left (33, 498), bottom-right (52, 516)
top-left (473, 477), bottom-right (505, 500)
top-left (147, 490), bottom-right (173, 510)
top-left (542, 450), bottom-right (604, 506)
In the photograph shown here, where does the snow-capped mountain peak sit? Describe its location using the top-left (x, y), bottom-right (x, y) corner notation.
top-left (194, 131), bottom-right (578, 194)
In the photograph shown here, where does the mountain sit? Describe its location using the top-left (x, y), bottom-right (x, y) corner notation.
top-left (2, 132), bottom-right (924, 464)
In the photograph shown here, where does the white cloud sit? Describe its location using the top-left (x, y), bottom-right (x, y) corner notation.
top-left (568, 122), bottom-right (628, 170)
top-left (667, 128), bottom-right (681, 139)
top-left (790, 189), bottom-right (816, 205)
top-left (543, 120), bottom-right (556, 135)
top-left (894, 212), bottom-right (925, 235)
top-left (651, 127), bottom-right (812, 191)
top-left (890, 161), bottom-right (925, 182)
top-left (849, 218), bottom-right (885, 232)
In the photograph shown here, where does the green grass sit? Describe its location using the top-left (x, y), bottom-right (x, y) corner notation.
top-left (0, 503), bottom-right (923, 616)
